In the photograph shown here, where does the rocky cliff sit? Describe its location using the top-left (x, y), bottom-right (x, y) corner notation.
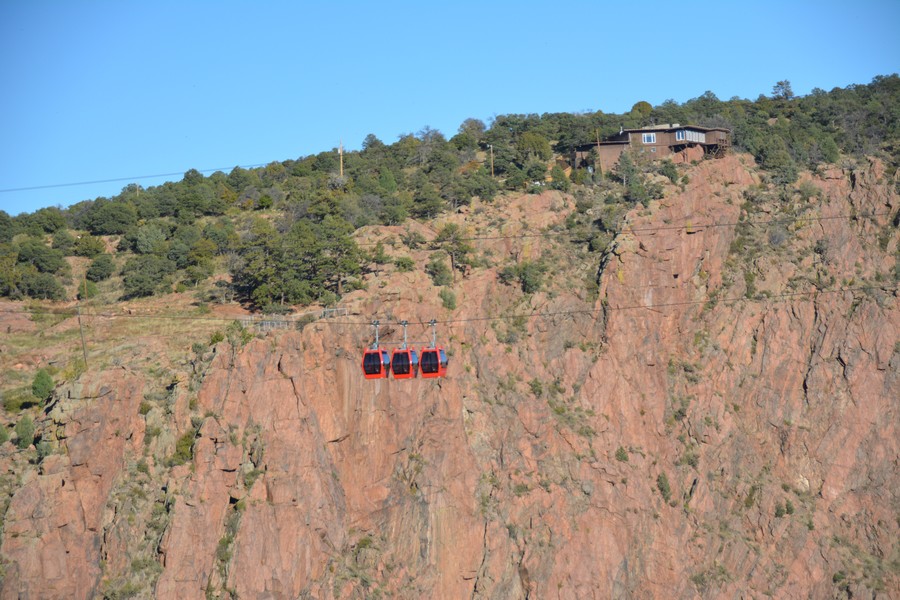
top-left (1, 154), bottom-right (897, 598)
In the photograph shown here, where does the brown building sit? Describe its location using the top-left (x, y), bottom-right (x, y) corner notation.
top-left (574, 124), bottom-right (730, 173)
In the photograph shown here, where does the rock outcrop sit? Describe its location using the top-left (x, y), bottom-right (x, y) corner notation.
top-left (1, 154), bottom-right (897, 598)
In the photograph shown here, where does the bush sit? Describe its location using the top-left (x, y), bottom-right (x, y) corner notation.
top-left (550, 165), bottom-right (570, 192)
top-left (0, 426), bottom-right (8, 445)
top-left (168, 430), bottom-right (196, 466)
top-left (121, 255), bottom-right (176, 298)
top-left (499, 261), bottom-right (546, 293)
top-left (394, 256), bottom-right (415, 272)
top-left (87, 201), bottom-right (138, 235)
top-left (51, 230), bottom-right (76, 255)
top-left (657, 472), bottom-right (672, 502)
top-left (615, 447), bottom-right (629, 462)
top-left (439, 288), bottom-right (456, 310)
top-left (426, 255), bottom-right (452, 286)
top-left (36, 441), bottom-right (52, 461)
top-left (658, 160), bottom-right (679, 183)
top-left (73, 235), bottom-right (106, 258)
top-left (86, 254), bottom-right (115, 282)
top-left (19, 270), bottom-right (66, 300)
top-left (15, 416), bottom-right (35, 449)
top-left (16, 238), bottom-right (67, 274)
top-left (401, 230), bottom-right (426, 250)
top-left (32, 369), bottom-right (54, 403)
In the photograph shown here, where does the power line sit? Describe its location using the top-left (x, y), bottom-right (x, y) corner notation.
top-left (0, 163), bottom-right (271, 194)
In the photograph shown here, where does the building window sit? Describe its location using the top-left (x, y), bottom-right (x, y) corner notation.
top-left (675, 130), bottom-right (685, 141)
top-left (642, 132), bottom-right (656, 144)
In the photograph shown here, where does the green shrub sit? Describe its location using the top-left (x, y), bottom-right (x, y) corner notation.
top-left (426, 255), bottom-right (452, 286)
top-left (550, 165), bottom-right (570, 192)
top-left (0, 426), bottom-right (9, 444)
top-left (225, 320), bottom-right (253, 347)
top-left (32, 369), bottom-right (54, 403)
top-left (499, 260), bottom-right (546, 293)
top-left (15, 416), bottom-right (35, 449)
top-left (74, 235), bottom-right (106, 258)
top-left (86, 254), bottom-right (115, 282)
top-left (19, 270), bottom-right (66, 300)
top-left (394, 256), bottom-right (415, 272)
top-left (615, 447), bottom-right (629, 462)
top-left (52, 230), bottom-right (76, 255)
top-left (657, 472), bottom-right (672, 502)
top-left (658, 160), bottom-right (679, 183)
top-left (121, 255), bottom-right (176, 298)
top-left (168, 429), bottom-right (197, 466)
top-left (401, 230), bottom-right (426, 249)
top-left (36, 441), bottom-right (52, 461)
top-left (439, 288), bottom-right (456, 310)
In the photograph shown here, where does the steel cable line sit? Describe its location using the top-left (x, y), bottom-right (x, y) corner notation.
top-left (2, 285), bottom-right (894, 329)
top-left (310, 285), bottom-right (897, 327)
top-left (0, 163), bottom-right (271, 193)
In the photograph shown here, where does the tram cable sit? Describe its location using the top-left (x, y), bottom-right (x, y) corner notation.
top-left (1, 284), bottom-right (894, 328)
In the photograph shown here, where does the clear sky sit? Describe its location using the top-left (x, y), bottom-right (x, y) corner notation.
top-left (1, 0), bottom-right (897, 216)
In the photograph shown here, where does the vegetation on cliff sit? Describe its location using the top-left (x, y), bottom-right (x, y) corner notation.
top-left (0, 75), bottom-right (897, 311)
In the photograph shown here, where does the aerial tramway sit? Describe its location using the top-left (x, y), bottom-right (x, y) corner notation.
top-left (419, 319), bottom-right (448, 378)
top-left (361, 320), bottom-right (391, 379)
top-left (361, 319), bottom-right (447, 380)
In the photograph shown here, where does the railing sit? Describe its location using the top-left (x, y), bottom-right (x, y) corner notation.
top-left (238, 306), bottom-right (347, 332)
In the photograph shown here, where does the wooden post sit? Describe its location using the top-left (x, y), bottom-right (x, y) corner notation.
top-left (77, 273), bottom-right (89, 369)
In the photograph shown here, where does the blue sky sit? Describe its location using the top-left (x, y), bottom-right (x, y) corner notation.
top-left (1, 0), bottom-right (897, 216)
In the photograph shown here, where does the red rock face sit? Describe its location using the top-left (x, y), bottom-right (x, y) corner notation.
top-left (1, 372), bottom-right (144, 599)
top-left (1, 155), bottom-right (897, 599)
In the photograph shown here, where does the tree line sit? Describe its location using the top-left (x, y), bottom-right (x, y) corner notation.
top-left (0, 74), bottom-right (896, 308)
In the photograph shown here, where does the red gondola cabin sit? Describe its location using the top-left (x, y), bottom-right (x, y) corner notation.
top-left (362, 348), bottom-right (391, 379)
top-left (419, 347), bottom-right (448, 378)
top-left (391, 347), bottom-right (419, 379)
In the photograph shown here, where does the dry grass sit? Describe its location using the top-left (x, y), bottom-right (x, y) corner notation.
top-left (0, 295), bottom-right (238, 408)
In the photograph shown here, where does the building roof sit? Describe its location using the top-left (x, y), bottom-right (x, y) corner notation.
top-left (621, 124), bottom-right (729, 134)
top-left (571, 124), bottom-right (730, 152)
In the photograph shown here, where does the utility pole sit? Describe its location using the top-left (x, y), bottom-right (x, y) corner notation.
top-left (77, 272), bottom-right (89, 369)
top-left (488, 144), bottom-right (494, 177)
top-left (339, 139), bottom-right (344, 178)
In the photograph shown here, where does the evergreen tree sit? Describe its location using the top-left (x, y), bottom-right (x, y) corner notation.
top-left (32, 369), bottom-right (54, 403)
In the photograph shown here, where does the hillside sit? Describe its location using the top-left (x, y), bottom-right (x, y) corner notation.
top-left (0, 151), bottom-right (897, 598)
